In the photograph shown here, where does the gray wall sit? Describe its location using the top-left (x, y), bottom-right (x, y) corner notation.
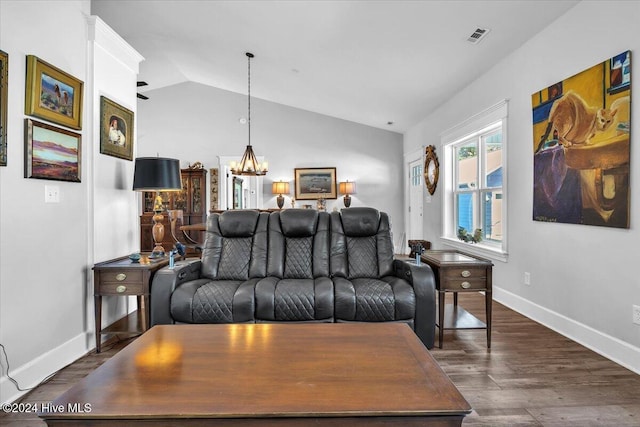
top-left (137, 82), bottom-right (406, 247)
top-left (404, 0), bottom-right (640, 372)
top-left (0, 0), bottom-right (142, 403)
top-left (1, 0), bottom-right (91, 402)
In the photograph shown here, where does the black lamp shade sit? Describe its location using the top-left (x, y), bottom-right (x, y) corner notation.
top-left (132, 157), bottom-right (182, 191)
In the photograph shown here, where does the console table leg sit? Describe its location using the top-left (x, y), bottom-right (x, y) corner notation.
top-left (438, 290), bottom-right (445, 349)
top-left (139, 295), bottom-right (149, 331)
top-left (486, 265), bottom-right (493, 349)
top-left (486, 290), bottom-right (492, 349)
top-left (95, 295), bottom-right (102, 353)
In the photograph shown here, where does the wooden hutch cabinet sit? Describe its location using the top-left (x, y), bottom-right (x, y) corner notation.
top-left (140, 167), bottom-right (207, 255)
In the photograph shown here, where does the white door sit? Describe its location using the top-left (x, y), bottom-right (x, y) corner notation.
top-left (217, 156), bottom-right (264, 209)
top-left (409, 158), bottom-right (423, 240)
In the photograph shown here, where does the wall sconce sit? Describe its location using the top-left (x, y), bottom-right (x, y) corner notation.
top-left (339, 180), bottom-right (357, 208)
top-left (271, 181), bottom-right (290, 209)
top-left (133, 157), bottom-right (182, 258)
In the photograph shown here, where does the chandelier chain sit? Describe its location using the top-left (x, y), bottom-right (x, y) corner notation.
top-left (230, 51), bottom-right (266, 176)
top-left (247, 53), bottom-right (251, 146)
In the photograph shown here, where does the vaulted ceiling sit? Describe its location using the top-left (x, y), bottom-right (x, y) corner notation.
top-left (92, 0), bottom-right (579, 132)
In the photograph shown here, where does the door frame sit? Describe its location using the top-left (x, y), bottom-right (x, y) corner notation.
top-left (404, 148), bottom-right (424, 249)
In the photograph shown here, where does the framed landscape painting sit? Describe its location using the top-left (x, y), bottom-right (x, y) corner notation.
top-left (294, 167), bottom-right (337, 200)
top-left (100, 96), bottom-right (134, 160)
top-left (25, 119), bottom-right (81, 182)
top-left (25, 55), bottom-right (83, 130)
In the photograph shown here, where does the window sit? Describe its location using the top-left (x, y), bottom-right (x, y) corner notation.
top-left (442, 101), bottom-right (507, 260)
top-left (410, 162), bottom-right (423, 187)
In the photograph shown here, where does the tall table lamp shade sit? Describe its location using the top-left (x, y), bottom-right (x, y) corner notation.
top-left (271, 181), bottom-right (290, 209)
top-left (339, 181), bottom-right (356, 208)
top-left (133, 157), bottom-right (182, 258)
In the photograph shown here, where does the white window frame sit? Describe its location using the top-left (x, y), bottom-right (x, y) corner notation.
top-left (441, 100), bottom-right (508, 262)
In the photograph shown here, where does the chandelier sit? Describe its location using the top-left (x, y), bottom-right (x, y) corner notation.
top-left (230, 52), bottom-right (268, 176)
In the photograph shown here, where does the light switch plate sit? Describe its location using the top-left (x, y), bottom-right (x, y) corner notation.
top-left (45, 185), bottom-right (60, 203)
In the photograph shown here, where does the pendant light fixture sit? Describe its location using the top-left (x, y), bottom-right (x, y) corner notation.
top-left (230, 52), bottom-right (268, 176)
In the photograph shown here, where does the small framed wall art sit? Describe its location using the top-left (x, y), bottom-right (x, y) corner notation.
top-left (0, 49), bottom-right (8, 166)
top-left (100, 96), bottom-right (134, 161)
top-left (25, 55), bottom-right (83, 130)
top-left (210, 168), bottom-right (219, 211)
top-left (424, 145), bottom-right (439, 195)
top-left (294, 167), bottom-right (337, 200)
top-left (25, 118), bottom-right (81, 182)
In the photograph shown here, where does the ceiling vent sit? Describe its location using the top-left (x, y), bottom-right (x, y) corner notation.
top-left (467, 27), bottom-right (490, 44)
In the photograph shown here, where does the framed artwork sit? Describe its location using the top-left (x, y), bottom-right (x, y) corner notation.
top-left (531, 50), bottom-right (630, 229)
top-left (209, 168), bottom-right (219, 211)
top-left (25, 119), bottom-right (81, 182)
top-left (25, 55), bottom-right (83, 130)
top-left (0, 50), bottom-right (7, 166)
top-left (423, 145), bottom-right (439, 195)
top-left (294, 167), bottom-right (337, 200)
top-left (100, 96), bottom-right (134, 160)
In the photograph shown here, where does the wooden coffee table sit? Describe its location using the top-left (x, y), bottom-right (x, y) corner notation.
top-left (39, 324), bottom-right (471, 426)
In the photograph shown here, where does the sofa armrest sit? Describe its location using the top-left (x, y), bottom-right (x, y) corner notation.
top-left (393, 258), bottom-right (436, 349)
top-left (150, 259), bottom-right (203, 326)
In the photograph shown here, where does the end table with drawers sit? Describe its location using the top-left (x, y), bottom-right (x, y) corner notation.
top-left (420, 250), bottom-right (493, 349)
top-left (93, 254), bottom-right (172, 353)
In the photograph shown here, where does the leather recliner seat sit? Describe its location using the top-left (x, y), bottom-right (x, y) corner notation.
top-left (331, 208), bottom-right (416, 326)
top-left (154, 210), bottom-right (269, 324)
top-left (151, 207), bottom-right (437, 348)
top-left (256, 209), bottom-right (334, 322)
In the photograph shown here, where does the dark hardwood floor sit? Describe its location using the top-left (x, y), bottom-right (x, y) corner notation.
top-left (2, 293), bottom-right (640, 426)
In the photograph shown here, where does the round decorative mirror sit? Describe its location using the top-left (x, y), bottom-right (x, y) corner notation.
top-left (424, 145), bottom-right (439, 195)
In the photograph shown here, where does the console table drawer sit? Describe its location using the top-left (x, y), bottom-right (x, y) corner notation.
top-left (442, 279), bottom-right (486, 291)
top-left (99, 283), bottom-right (145, 295)
top-left (443, 267), bottom-right (486, 280)
top-left (100, 270), bottom-right (143, 284)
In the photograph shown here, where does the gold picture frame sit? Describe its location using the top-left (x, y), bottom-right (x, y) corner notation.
top-left (294, 167), bottom-right (337, 200)
top-left (25, 55), bottom-right (83, 130)
top-left (100, 96), bottom-right (134, 161)
top-left (0, 50), bottom-right (8, 166)
top-left (424, 145), bottom-right (439, 195)
top-left (25, 119), bottom-right (81, 182)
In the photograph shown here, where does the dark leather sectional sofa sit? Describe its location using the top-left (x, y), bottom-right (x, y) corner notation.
top-left (150, 207), bottom-right (437, 348)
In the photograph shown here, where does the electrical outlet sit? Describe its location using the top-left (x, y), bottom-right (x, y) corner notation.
top-left (633, 305), bottom-right (640, 325)
top-left (524, 272), bottom-right (531, 286)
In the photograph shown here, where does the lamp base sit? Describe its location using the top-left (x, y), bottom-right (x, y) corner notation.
top-left (151, 211), bottom-right (166, 258)
top-left (277, 195), bottom-right (285, 209)
top-left (343, 194), bottom-right (352, 208)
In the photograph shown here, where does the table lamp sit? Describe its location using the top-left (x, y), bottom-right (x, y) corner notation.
top-left (133, 157), bottom-right (182, 258)
top-left (339, 180), bottom-right (357, 208)
top-left (272, 181), bottom-right (290, 209)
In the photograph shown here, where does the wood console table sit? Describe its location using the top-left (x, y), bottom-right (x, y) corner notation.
top-left (420, 250), bottom-right (493, 349)
top-left (93, 254), bottom-right (172, 353)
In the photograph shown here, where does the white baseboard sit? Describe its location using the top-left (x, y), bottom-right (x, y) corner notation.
top-left (1, 332), bottom-right (90, 404)
top-left (494, 286), bottom-right (640, 375)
